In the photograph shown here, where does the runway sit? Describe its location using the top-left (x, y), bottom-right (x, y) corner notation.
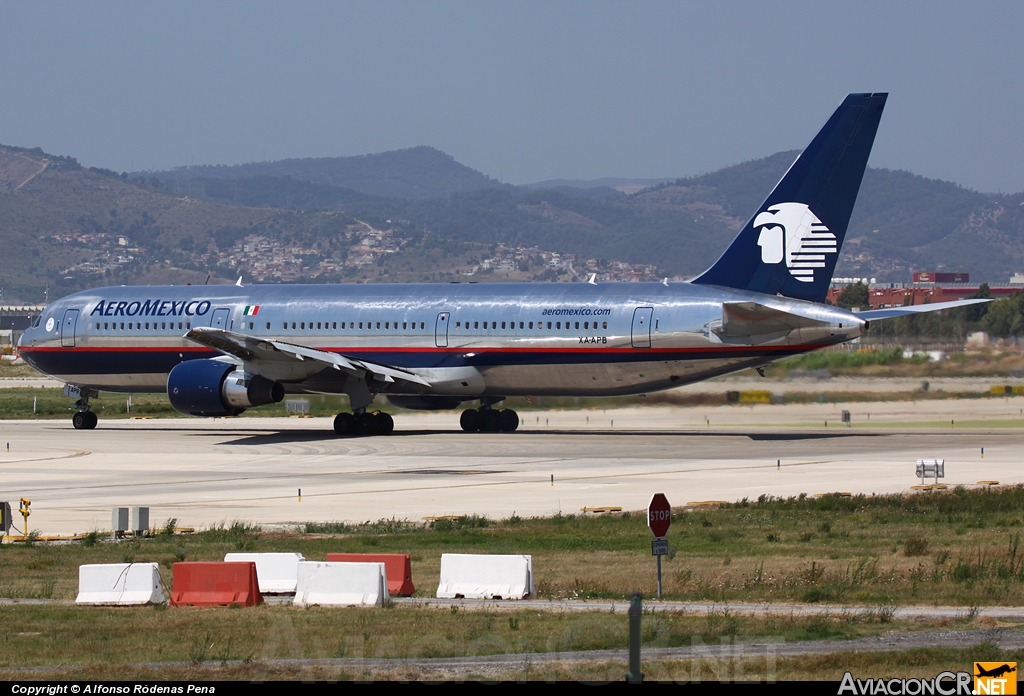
top-left (1, 398), bottom-right (1023, 535)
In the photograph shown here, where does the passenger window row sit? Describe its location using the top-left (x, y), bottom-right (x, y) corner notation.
top-left (455, 320), bottom-right (608, 331)
top-left (279, 321), bottom-right (428, 331)
top-left (94, 321), bottom-right (191, 331)
top-left (91, 318), bottom-right (609, 334)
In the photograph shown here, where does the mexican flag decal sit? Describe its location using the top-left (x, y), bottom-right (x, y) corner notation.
top-left (243, 305), bottom-right (260, 316)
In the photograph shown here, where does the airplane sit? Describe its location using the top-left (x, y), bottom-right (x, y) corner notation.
top-left (17, 92), bottom-right (989, 436)
top-left (975, 664), bottom-right (1017, 679)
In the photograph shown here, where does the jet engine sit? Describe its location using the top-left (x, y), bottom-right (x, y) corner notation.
top-left (167, 359), bottom-right (284, 417)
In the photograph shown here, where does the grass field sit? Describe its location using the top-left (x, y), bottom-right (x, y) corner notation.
top-left (3, 487), bottom-right (1024, 677)
top-left (6, 643), bottom-right (1020, 682)
top-left (7, 489), bottom-right (1024, 606)
top-left (2, 384), bottom-right (1023, 421)
top-left (3, 346), bottom-right (1024, 421)
top-left (0, 602), bottom-right (944, 672)
top-left (764, 347), bottom-right (1024, 379)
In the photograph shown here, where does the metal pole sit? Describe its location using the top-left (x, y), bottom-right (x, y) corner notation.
top-left (656, 554), bottom-right (662, 599)
top-left (626, 592), bottom-right (643, 683)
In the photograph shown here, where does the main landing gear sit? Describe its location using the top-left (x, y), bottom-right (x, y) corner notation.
top-left (460, 406), bottom-right (519, 432)
top-left (333, 410), bottom-right (394, 437)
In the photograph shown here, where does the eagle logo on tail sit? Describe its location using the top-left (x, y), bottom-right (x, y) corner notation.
top-left (754, 202), bottom-right (836, 283)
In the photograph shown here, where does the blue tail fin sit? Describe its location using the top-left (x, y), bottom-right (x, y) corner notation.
top-left (692, 93), bottom-right (887, 302)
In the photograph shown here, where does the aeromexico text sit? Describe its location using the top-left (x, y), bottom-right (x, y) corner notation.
top-left (541, 308), bottom-right (612, 317)
top-left (89, 300), bottom-right (212, 318)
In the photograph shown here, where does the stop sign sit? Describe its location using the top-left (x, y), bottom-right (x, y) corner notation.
top-left (648, 493), bottom-right (671, 538)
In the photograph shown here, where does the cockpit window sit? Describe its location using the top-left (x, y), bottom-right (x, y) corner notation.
top-left (31, 316), bottom-right (41, 328)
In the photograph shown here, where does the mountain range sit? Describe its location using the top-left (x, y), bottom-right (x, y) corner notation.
top-left (1, 141), bottom-right (1022, 305)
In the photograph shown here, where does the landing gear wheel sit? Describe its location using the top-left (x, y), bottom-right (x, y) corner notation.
top-left (84, 411), bottom-right (98, 430)
top-left (333, 412), bottom-right (355, 436)
top-left (460, 409), bottom-right (480, 432)
top-left (375, 411), bottom-right (394, 436)
top-left (499, 409), bottom-right (519, 432)
top-left (479, 408), bottom-right (500, 432)
top-left (356, 412), bottom-right (379, 437)
top-left (72, 412), bottom-right (87, 430)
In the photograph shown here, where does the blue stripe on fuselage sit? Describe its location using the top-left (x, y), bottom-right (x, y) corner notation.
top-left (23, 344), bottom-right (814, 376)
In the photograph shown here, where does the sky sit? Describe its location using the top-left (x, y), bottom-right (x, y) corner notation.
top-left (1, 1), bottom-right (1022, 193)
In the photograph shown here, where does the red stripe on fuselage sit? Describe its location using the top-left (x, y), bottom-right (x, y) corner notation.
top-left (20, 343), bottom-right (831, 355)
top-left (20, 345), bottom-right (214, 353)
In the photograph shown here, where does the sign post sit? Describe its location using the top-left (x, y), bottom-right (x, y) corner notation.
top-left (647, 493), bottom-right (671, 598)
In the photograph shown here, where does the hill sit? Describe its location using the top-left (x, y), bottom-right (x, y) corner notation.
top-left (0, 145), bottom-right (578, 304)
top-left (148, 146), bottom-right (502, 200)
top-left (4, 140), bottom-right (1024, 305)
top-left (523, 177), bottom-right (674, 193)
top-left (0, 145), bottom-right (367, 302)
top-left (144, 147), bottom-right (1024, 282)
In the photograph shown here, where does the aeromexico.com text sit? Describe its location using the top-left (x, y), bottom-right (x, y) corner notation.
top-left (541, 308), bottom-right (612, 317)
top-left (89, 300), bottom-right (212, 318)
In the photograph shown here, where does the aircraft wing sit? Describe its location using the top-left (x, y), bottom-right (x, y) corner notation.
top-left (855, 298), bottom-right (992, 320)
top-left (183, 327), bottom-right (431, 387)
top-left (715, 301), bottom-right (831, 338)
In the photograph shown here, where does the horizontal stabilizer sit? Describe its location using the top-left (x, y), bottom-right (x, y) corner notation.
top-left (854, 298), bottom-right (992, 320)
top-left (715, 301), bottom-right (829, 338)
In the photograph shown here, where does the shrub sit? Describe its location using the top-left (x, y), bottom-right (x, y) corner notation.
top-left (904, 535), bottom-right (930, 557)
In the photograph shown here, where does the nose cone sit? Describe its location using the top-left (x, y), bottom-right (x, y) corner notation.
top-left (17, 326), bottom-right (32, 349)
top-left (17, 312), bottom-right (50, 365)
top-left (17, 326), bottom-right (36, 355)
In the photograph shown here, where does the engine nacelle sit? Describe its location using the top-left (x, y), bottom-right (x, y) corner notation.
top-left (167, 359), bottom-right (284, 417)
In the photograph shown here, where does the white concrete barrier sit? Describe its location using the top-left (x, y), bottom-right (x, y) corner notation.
top-left (293, 561), bottom-right (389, 607)
top-left (436, 554), bottom-right (535, 599)
top-left (76, 563), bottom-right (165, 606)
top-left (224, 552), bottom-right (305, 594)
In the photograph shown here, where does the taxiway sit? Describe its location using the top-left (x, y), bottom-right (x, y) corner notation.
top-left (1, 399), bottom-right (1022, 534)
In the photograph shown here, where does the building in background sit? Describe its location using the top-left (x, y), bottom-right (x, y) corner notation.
top-left (827, 272), bottom-right (1024, 309)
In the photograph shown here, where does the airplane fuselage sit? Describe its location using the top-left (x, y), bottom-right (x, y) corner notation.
top-left (17, 93), bottom-right (894, 434)
top-left (19, 281), bottom-right (865, 400)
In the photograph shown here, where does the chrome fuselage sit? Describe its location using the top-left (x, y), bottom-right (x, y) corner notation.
top-left (18, 281), bottom-right (864, 399)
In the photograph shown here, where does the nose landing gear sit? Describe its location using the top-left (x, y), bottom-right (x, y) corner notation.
top-left (68, 386), bottom-right (99, 430)
top-left (72, 410), bottom-right (98, 430)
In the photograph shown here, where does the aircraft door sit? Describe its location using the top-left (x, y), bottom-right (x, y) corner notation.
top-left (631, 307), bottom-right (653, 348)
top-left (435, 312), bottom-right (450, 348)
top-left (60, 309), bottom-right (80, 348)
top-left (210, 308), bottom-right (230, 329)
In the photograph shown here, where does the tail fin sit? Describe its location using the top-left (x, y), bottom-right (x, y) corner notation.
top-left (692, 93), bottom-right (887, 302)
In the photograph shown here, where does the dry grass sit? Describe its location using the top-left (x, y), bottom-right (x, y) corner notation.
top-left (0, 602), bottom-right (972, 672)
top-left (7, 488), bottom-right (1024, 606)
top-left (2, 488), bottom-right (1024, 678)
top-left (4, 644), bottom-right (1021, 682)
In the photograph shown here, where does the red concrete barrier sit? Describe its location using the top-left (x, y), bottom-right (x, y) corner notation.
top-left (170, 562), bottom-right (263, 607)
top-left (326, 553), bottom-right (415, 596)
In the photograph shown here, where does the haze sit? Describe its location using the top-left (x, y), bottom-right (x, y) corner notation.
top-left (1, 1), bottom-right (1021, 193)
